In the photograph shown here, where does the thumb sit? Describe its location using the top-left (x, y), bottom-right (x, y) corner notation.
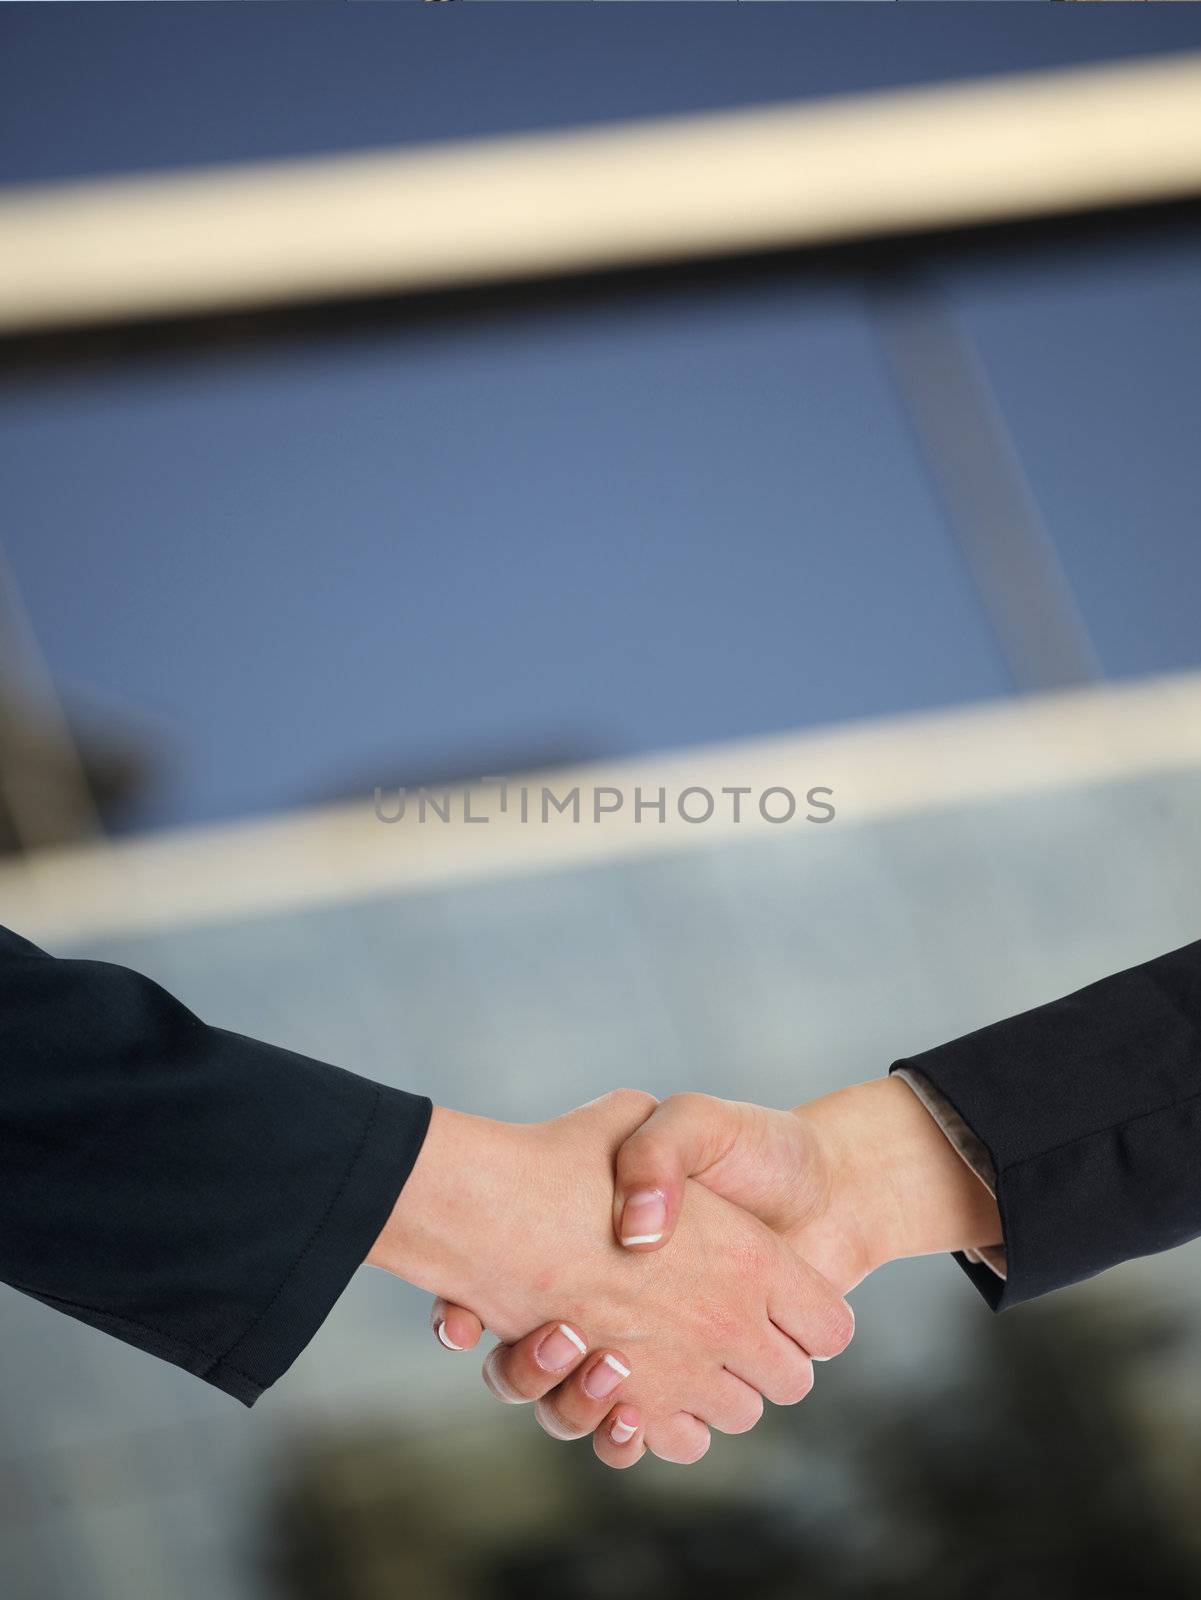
top-left (613, 1093), bottom-right (742, 1253)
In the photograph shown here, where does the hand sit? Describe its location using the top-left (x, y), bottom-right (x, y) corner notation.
top-left (368, 1089), bottom-right (855, 1465)
top-left (435, 1080), bottom-right (1001, 1456)
top-left (429, 1304), bottom-right (651, 1469)
top-left (605, 1077), bottom-right (1003, 1292)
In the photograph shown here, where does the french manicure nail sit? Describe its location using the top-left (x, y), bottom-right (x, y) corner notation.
top-left (609, 1412), bottom-right (638, 1445)
top-left (620, 1189), bottom-right (667, 1246)
top-left (436, 1322), bottom-right (465, 1351)
top-left (584, 1353), bottom-right (631, 1400)
top-left (535, 1323), bottom-right (588, 1371)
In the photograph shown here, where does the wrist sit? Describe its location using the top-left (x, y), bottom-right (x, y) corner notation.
top-left (792, 1076), bottom-right (1002, 1282)
top-left (365, 1104), bottom-right (528, 1311)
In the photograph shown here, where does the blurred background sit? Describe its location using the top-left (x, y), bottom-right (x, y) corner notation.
top-left (2, 9), bottom-right (1201, 1600)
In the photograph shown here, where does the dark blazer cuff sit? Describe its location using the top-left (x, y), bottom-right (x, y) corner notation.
top-left (888, 940), bottom-right (1201, 1311)
top-left (203, 1081), bottom-right (432, 1405)
top-left (950, 1250), bottom-right (1006, 1310)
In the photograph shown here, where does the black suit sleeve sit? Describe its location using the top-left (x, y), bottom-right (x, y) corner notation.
top-left (0, 924), bottom-right (432, 1405)
top-left (891, 939), bottom-right (1201, 1309)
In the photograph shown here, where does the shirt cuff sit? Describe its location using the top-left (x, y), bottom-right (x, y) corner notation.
top-left (892, 1066), bottom-right (1008, 1280)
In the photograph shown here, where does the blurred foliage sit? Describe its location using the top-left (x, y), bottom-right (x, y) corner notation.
top-left (264, 1293), bottom-right (1201, 1600)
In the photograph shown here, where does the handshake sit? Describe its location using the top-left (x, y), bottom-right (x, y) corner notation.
top-left (367, 1077), bottom-right (1003, 1468)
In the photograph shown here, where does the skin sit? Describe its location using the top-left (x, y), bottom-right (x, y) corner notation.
top-left (430, 1077), bottom-right (1003, 1467)
top-left (367, 1088), bottom-right (855, 1466)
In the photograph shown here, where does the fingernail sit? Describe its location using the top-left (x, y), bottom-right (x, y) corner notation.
top-left (620, 1189), bottom-right (666, 1246)
top-left (609, 1410), bottom-right (639, 1446)
top-left (535, 1323), bottom-right (587, 1372)
top-left (584, 1353), bottom-right (631, 1400)
top-left (435, 1322), bottom-right (464, 1351)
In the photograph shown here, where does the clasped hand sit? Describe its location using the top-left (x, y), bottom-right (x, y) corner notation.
top-left (368, 1086), bottom-right (869, 1468)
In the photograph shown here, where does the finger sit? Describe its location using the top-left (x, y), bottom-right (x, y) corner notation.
top-left (768, 1253), bottom-right (856, 1365)
top-left (727, 1326), bottom-right (815, 1408)
top-left (481, 1321), bottom-right (590, 1406)
top-left (643, 1412), bottom-right (711, 1465)
top-left (593, 1405), bottom-right (646, 1469)
top-left (431, 1299), bottom-right (484, 1353)
top-left (533, 1349), bottom-right (633, 1441)
top-left (703, 1371), bottom-right (765, 1436)
top-left (613, 1093), bottom-right (742, 1252)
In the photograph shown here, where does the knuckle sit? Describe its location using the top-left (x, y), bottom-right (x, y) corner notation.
top-left (813, 1298), bottom-right (856, 1359)
top-left (607, 1087), bottom-right (658, 1119)
top-left (649, 1416), bottom-right (710, 1465)
top-left (618, 1130), bottom-right (672, 1179)
top-left (773, 1360), bottom-right (814, 1407)
top-left (722, 1394), bottom-right (765, 1435)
